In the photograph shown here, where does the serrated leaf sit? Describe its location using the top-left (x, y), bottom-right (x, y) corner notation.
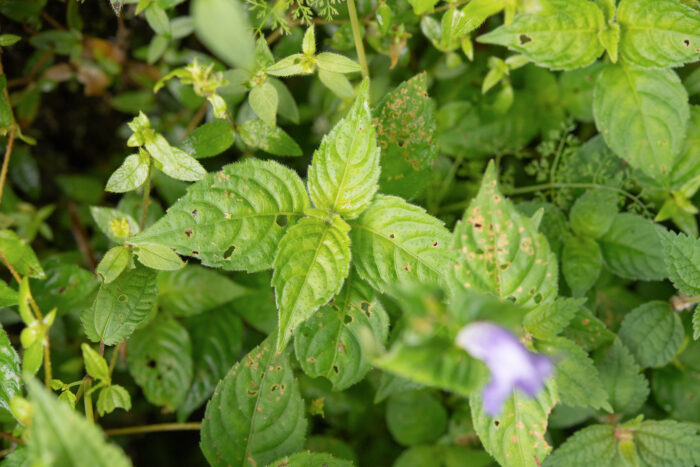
top-left (191, 0), bottom-right (254, 69)
top-left (562, 235), bottom-right (603, 297)
top-left (272, 216), bottom-right (351, 351)
top-left (200, 335), bottom-right (307, 467)
top-left (569, 189), bottom-right (618, 239)
top-left (25, 379), bottom-right (131, 467)
top-left (97, 246), bottom-right (131, 284)
top-left (635, 420), bottom-right (700, 467)
top-left (81, 263), bottom-right (158, 345)
top-left (239, 119), bottom-right (302, 157)
top-left (177, 307), bottom-right (243, 421)
top-left (374, 73), bottom-right (437, 199)
top-left (127, 316), bottom-right (193, 409)
top-left (146, 134), bottom-right (207, 182)
top-left (659, 230), bottom-right (700, 295)
top-left (471, 382), bottom-right (558, 467)
top-left (180, 120), bottom-right (235, 159)
top-left (618, 301), bottom-right (684, 368)
top-left (106, 152), bottom-right (149, 193)
top-left (249, 82), bottom-right (278, 127)
top-left (524, 297), bottom-right (584, 339)
top-left (90, 206), bottom-right (140, 242)
top-left (671, 106), bottom-right (700, 190)
top-left (544, 424), bottom-right (618, 466)
top-left (477, 0), bottom-right (605, 70)
top-left (0, 326), bottom-right (21, 413)
top-left (96, 384), bottom-right (132, 416)
top-left (81, 343), bottom-right (110, 383)
top-left (386, 390), bottom-right (447, 446)
top-left (308, 81), bottom-right (380, 219)
top-left (294, 273), bottom-right (389, 390)
top-left (134, 243), bottom-right (184, 270)
top-left (652, 365), bottom-right (700, 422)
top-left (562, 307), bottom-right (615, 352)
top-left (350, 195), bottom-right (455, 295)
top-left (598, 213), bottom-right (667, 281)
top-left (268, 451), bottom-right (353, 467)
top-left (617, 0), bottom-right (700, 69)
top-left (593, 64), bottom-right (689, 183)
top-left (451, 162), bottom-right (558, 310)
top-left (0, 230), bottom-right (45, 278)
top-left (132, 158), bottom-right (309, 272)
top-left (598, 338), bottom-right (649, 415)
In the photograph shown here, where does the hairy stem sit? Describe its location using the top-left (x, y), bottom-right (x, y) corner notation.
top-left (347, 0), bottom-right (369, 79)
top-left (83, 379), bottom-right (94, 423)
top-left (104, 422), bottom-right (202, 436)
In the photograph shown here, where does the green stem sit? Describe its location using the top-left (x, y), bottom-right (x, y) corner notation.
top-left (139, 161), bottom-right (152, 230)
top-left (83, 379), bottom-right (94, 423)
top-left (104, 422), bottom-right (202, 436)
top-left (108, 342), bottom-right (123, 378)
top-left (347, 0), bottom-right (369, 79)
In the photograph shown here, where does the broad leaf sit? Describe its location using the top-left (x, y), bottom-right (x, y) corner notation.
top-left (618, 301), bottom-right (684, 368)
top-left (670, 106), bottom-right (700, 190)
top-left (81, 263), bottom-right (158, 345)
top-left (635, 420), bottom-right (700, 467)
top-left (593, 64), bottom-right (689, 183)
top-left (132, 158), bottom-right (309, 272)
top-left (0, 326), bottom-right (20, 413)
top-left (272, 216), bottom-right (351, 351)
top-left (81, 343), bottom-right (109, 383)
top-left (31, 262), bottom-right (99, 315)
top-left (96, 384), bottom-right (132, 416)
top-left (106, 152), bottom-right (149, 193)
top-left (268, 452), bottom-right (353, 467)
top-left (544, 424), bottom-right (619, 466)
top-left (351, 195), bottom-right (455, 295)
top-left (134, 243), bottom-right (185, 270)
top-left (200, 336), bottom-right (307, 467)
top-left (0, 279), bottom-right (18, 308)
top-left (90, 206), bottom-right (140, 242)
top-left (307, 81), bottom-right (380, 219)
top-left (597, 338), bottom-right (649, 415)
top-left (524, 297), bottom-right (584, 340)
top-left (659, 230), bottom-right (700, 295)
top-left (652, 365), bottom-right (700, 422)
top-left (294, 273), bottom-right (389, 390)
top-left (562, 307), bottom-right (615, 352)
top-left (180, 120), bottom-right (235, 159)
top-left (386, 390), bottom-right (447, 446)
top-left (191, 0), bottom-right (254, 69)
top-left (618, 0), bottom-right (700, 69)
top-left (569, 188), bottom-right (618, 239)
top-left (562, 235), bottom-right (603, 297)
top-left (477, 0), bottom-right (605, 70)
top-left (239, 119), bottom-right (302, 157)
top-left (146, 134), bottom-right (207, 182)
top-left (96, 246), bottom-right (131, 284)
top-left (127, 316), bottom-right (193, 410)
top-left (249, 81), bottom-right (278, 127)
top-left (0, 230), bottom-right (45, 278)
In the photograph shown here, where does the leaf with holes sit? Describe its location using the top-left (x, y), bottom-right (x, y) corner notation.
top-left (200, 335), bottom-right (307, 467)
top-left (177, 306), bottom-right (243, 421)
top-left (597, 338), bottom-right (649, 415)
top-left (451, 162), bottom-right (558, 311)
top-left (307, 80), bottom-right (380, 219)
top-left (618, 301), bottom-right (684, 368)
top-left (294, 273), bottom-right (389, 390)
top-left (0, 325), bottom-right (20, 414)
top-left (81, 263), bottom-right (158, 345)
top-left (127, 316), bottom-right (193, 410)
top-left (617, 0), bottom-right (700, 69)
top-left (593, 64), bottom-right (689, 183)
top-left (132, 158), bottom-right (309, 272)
top-left (373, 73), bottom-right (437, 199)
top-left (273, 215), bottom-right (351, 351)
top-left (477, 0), bottom-right (605, 70)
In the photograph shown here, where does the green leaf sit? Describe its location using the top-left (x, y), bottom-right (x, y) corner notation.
top-left (318, 69), bottom-right (355, 99)
top-left (351, 195), bottom-right (455, 295)
top-left (569, 189), bottom-right (618, 239)
top-left (191, 0), bottom-right (254, 69)
top-left (90, 206), bottom-right (140, 242)
top-left (81, 263), bottom-right (158, 345)
top-left (177, 307), bottom-right (243, 421)
top-left (477, 0), bottom-right (605, 70)
top-left (25, 379), bottom-right (131, 467)
top-left (23, 341), bottom-right (43, 375)
top-left (524, 297), bottom-right (584, 340)
top-left (635, 420), bottom-right (700, 467)
top-left (127, 316), bottom-right (193, 409)
top-left (0, 230), bottom-right (45, 278)
top-left (562, 307), bottom-right (615, 352)
top-left (96, 384), bottom-right (132, 416)
top-left (315, 52), bottom-right (361, 74)
top-left (695, 308), bottom-right (700, 340)
top-left (96, 246), bottom-right (131, 284)
top-left (471, 382), bottom-right (558, 467)
top-left (0, 34), bottom-right (21, 47)
top-left (597, 338), bottom-right (649, 415)
top-left (536, 337), bottom-right (611, 412)
top-left (618, 301), bottom-right (684, 368)
top-left (0, 326), bottom-right (21, 413)
top-left (598, 213), bottom-right (667, 281)
top-left (133, 159), bottom-right (308, 272)
top-left (652, 365), bottom-right (700, 422)
top-left (408, 0), bottom-right (439, 15)
top-left (239, 119), bottom-right (302, 156)
top-left (562, 235), bottom-right (603, 297)
top-left (146, 134), bottom-right (207, 182)
top-left (294, 273), bottom-right (389, 390)
top-left (308, 80), bottom-right (380, 219)
top-left (31, 262), bottom-right (99, 315)
top-left (180, 120), bottom-right (235, 159)
top-left (200, 335), bottom-right (307, 467)
top-left (0, 279), bottom-right (18, 308)
top-left (267, 451), bottom-right (353, 467)
top-left (559, 62), bottom-right (606, 122)
top-left (302, 25), bottom-right (316, 55)
top-left (451, 162), bottom-right (558, 310)
top-left (249, 81), bottom-right (278, 127)
top-left (273, 216), bottom-right (351, 351)
top-left (81, 343), bottom-right (110, 383)
top-left (105, 152), bottom-right (150, 193)
top-left (134, 243), bottom-right (185, 270)
top-left (374, 73), bottom-right (437, 199)
top-left (599, 23), bottom-right (620, 63)
top-left (593, 64), bottom-right (689, 183)
top-left (659, 230), bottom-right (700, 295)
top-left (617, 0), bottom-right (700, 68)
top-left (544, 424), bottom-right (618, 466)
top-left (670, 106), bottom-right (700, 191)
top-left (386, 390), bottom-right (447, 446)
top-left (456, 0), bottom-right (505, 36)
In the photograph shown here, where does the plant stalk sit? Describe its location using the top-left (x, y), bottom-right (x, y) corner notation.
top-left (347, 0), bottom-right (369, 79)
top-left (104, 422), bottom-right (202, 436)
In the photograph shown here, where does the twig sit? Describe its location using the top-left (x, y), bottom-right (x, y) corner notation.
top-left (347, 0), bottom-right (369, 79)
top-left (0, 432), bottom-right (23, 445)
top-left (0, 130), bottom-right (15, 208)
top-left (183, 103), bottom-right (208, 139)
top-left (68, 202), bottom-right (97, 272)
top-left (104, 422), bottom-right (202, 436)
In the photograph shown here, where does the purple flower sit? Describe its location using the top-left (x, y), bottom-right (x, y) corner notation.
top-left (456, 322), bottom-right (552, 416)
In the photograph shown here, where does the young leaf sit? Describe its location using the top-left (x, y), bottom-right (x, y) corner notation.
top-left (373, 73), bottom-right (437, 199)
top-left (618, 301), bottom-right (684, 368)
top-left (200, 336), bottom-right (307, 467)
top-left (659, 230), bottom-right (700, 295)
top-left (451, 162), bottom-right (558, 310)
top-left (191, 0), bottom-right (254, 69)
top-left (81, 263), bottom-right (158, 345)
top-left (81, 343), bottom-right (110, 383)
top-left (127, 317), bottom-right (193, 409)
top-left (146, 134), bottom-right (207, 182)
top-left (248, 81), bottom-right (278, 127)
top-left (96, 384), bottom-right (132, 416)
top-left (617, 0), bottom-right (700, 69)
top-left (134, 243), bottom-right (185, 270)
top-left (544, 424), bottom-right (619, 466)
top-left (318, 69), bottom-right (355, 99)
top-left (272, 216), bottom-right (351, 351)
top-left (562, 235), bottom-right (603, 297)
top-left (477, 0), bottom-right (605, 70)
top-left (307, 80), bottom-right (380, 219)
top-left (96, 246), bottom-right (131, 284)
top-left (90, 206), bottom-right (140, 242)
top-left (105, 151), bottom-right (149, 193)
top-left (597, 338), bottom-right (649, 415)
top-left (593, 64), bottom-right (689, 183)
top-left (238, 119), bottom-right (302, 156)
top-left (0, 326), bottom-right (21, 413)
top-left (294, 273), bottom-right (389, 390)
top-left (569, 189), bottom-right (618, 239)
top-left (177, 307), bottom-right (243, 421)
top-left (179, 120), bottom-right (235, 159)
top-left (350, 195), bottom-right (455, 295)
top-left (598, 213), bottom-right (667, 281)
top-left (132, 158), bottom-right (309, 272)
top-left (25, 379), bottom-right (131, 467)
top-left (315, 52), bottom-right (361, 74)
top-left (0, 230), bottom-right (45, 278)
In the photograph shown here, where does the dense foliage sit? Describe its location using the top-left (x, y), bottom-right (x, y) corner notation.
top-left (1, 0), bottom-right (700, 465)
